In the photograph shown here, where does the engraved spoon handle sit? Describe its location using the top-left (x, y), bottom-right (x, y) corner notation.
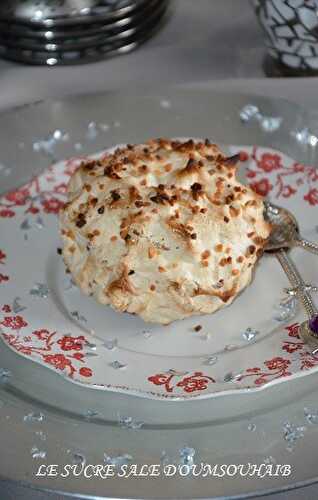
top-left (295, 237), bottom-right (318, 255)
top-left (276, 249), bottom-right (317, 319)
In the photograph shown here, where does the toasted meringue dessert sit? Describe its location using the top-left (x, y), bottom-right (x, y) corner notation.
top-left (59, 139), bottom-right (271, 324)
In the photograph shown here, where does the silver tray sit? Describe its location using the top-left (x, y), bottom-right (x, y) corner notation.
top-left (1, 88), bottom-right (318, 499)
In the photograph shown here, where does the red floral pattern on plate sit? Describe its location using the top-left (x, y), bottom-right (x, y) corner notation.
top-left (0, 249), bottom-right (9, 284)
top-left (238, 323), bottom-right (318, 386)
top-left (148, 370), bottom-right (215, 394)
top-left (0, 250), bottom-right (6, 264)
top-left (1, 315), bottom-right (28, 330)
top-left (0, 209), bottom-right (15, 218)
top-left (249, 178), bottom-right (273, 197)
top-left (0, 156), bottom-right (83, 219)
top-left (57, 335), bottom-right (86, 351)
top-left (258, 152), bottom-right (282, 172)
top-left (247, 147), bottom-right (318, 205)
top-left (304, 188), bottom-right (318, 206)
top-left (0, 309), bottom-right (94, 379)
top-left (147, 324), bottom-right (318, 393)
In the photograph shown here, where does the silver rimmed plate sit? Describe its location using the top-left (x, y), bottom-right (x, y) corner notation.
top-left (0, 17), bottom-right (167, 65)
top-left (0, 0), bottom-right (163, 40)
top-left (1, 88), bottom-right (318, 498)
top-left (0, 0), bottom-right (154, 27)
top-left (0, 0), bottom-right (168, 52)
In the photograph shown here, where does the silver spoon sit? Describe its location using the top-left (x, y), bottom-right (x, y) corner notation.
top-left (264, 201), bottom-right (318, 254)
top-left (264, 204), bottom-right (318, 347)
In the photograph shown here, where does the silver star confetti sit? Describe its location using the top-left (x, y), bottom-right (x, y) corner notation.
top-left (85, 341), bottom-right (96, 350)
top-left (179, 446), bottom-right (195, 466)
top-left (160, 99), bottom-right (171, 109)
top-left (240, 104), bottom-right (260, 122)
top-left (12, 297), bottom-right (26, 314)
top-left (0, 163), bottom-right (11, 176)
top-left (283, 421), bottom-right (306, 451)
top-left (203, 355), bottom-right (218, 366)
top-left (304, 407), bottom-right (318, 424)
top-left (20, 218), bottom-right (31, 231)
top-left (85, 409), bottom-right (100, 420)
top-left (274, 296), bottom-right (297, 322)
top-left (0, 368), bottom-right (11, 382)
top-left (117, 414), bottom-right (144, 430)
top-left (30, 283), bottom-right (49, 298)
top-left (35, 431), bottom-right (47, 441)
top-left (242, 327), bottom-right (259, 342)
top-left (33, 129), bottom-right (69, 159)
top-left (103, 339), bottom-right (118, 350)
top-left (240, 104), bottom-right (282, 132)
top-left (70, 310), bottom-right (87, 323)
top-left (247, 422), bottom-right (256, 432)
top-left (224, 344), bottom-right (237, 352)
top-left (260, 116), bottom-right (283, 132)
top-left (109, 361), bottom-right (126, 370)
top-left (86, 122), bottom-right (98, 140)
top-left (31, 446), bottom-right (46, 459)
top-left (224, 372), bottom-right (242, 383)
top-left (103, 453), bottom-right (132, 468)
top-left (34, 216), bottom-right (44, 229)
top-left (67, 450), bottom-right (86, 466)
top-left (52, 129), bottom-right (69, 142)
top-left (142, 330), bottom-right (152, 339)
top-left (24, 411), bottom-right (45, 423)
top-left (291, 127), bottom-right (318, 147)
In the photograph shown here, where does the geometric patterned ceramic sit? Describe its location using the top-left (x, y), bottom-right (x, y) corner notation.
top-left (253, 0), bottom-right (318, 75)
top-left (1, 143), bottom-right (318, 400)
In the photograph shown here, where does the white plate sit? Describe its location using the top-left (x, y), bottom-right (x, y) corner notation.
top-left (2, 88), bottom-right (318, 500)
top-left (1, 142), bottom-right (318, 400)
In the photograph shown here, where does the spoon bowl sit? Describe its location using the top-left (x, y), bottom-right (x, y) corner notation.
top-left (264, 201), bottom-right (318, 254)
top-left (264, 201), bottom-right (299, 251)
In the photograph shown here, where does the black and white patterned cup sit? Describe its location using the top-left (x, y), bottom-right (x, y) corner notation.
top-left (253, 0), bottom-right (318, 76)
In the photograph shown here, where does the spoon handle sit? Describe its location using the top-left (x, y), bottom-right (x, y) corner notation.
top-left (275, 249), bottom-right (317, 319)
top-left (295, 237), bottom-right (318, 255)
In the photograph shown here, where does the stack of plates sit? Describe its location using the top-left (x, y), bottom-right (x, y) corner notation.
top-left (0, 0), bottom-right (170, 65)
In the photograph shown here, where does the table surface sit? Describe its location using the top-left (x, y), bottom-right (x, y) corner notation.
top-left (1, 0), bottom-right (318, 498)
top-left (0, 0), bottom-right (267, 110)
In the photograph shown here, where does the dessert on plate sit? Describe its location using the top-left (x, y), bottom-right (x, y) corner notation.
top-left (59, 138), bottom-right (271, 324)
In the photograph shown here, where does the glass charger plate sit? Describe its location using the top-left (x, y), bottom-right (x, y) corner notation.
top-left (1, 143), bottom-right (318, 401)
top-left (1, 88), bottom-right (318, 498)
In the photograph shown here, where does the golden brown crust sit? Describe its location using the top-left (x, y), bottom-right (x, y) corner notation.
top-left (60, 138), bottom-right (271, 324)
